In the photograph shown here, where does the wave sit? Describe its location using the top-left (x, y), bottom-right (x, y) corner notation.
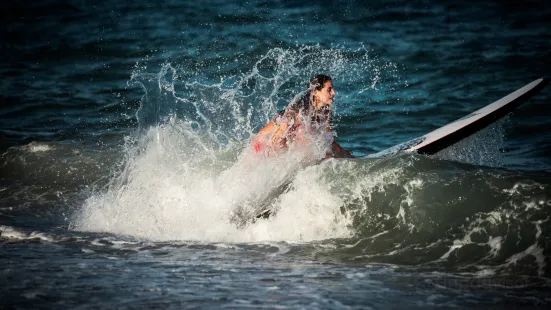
top-left (0, 45), bottom-right (542, 276)
top-left (69, 46), bottom-right (404, 242)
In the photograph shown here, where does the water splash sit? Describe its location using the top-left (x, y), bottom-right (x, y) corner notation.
top-left (71, 45), bottom-right (401, 242)
top-left (432, 117), bottom-right (509, 167)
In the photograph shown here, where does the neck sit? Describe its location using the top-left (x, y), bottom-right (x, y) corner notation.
top-left (313, 99), bottom-right (322, 110)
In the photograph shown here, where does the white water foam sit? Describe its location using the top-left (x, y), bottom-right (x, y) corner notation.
top-left (0, 225), bottom-right (57, 243)
top-left (0, 225), bottom-right (28, 240)
top-left (25, 142), bottom-right (53, 153)
top-left (71, 123), bottom-right (351, 242)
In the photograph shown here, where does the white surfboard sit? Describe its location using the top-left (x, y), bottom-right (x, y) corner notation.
top-left (367, 77), bottom-right (549, 158)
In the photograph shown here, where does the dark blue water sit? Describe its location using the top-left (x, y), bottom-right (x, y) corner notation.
top-left (2, 0), bottom-right (551, 308)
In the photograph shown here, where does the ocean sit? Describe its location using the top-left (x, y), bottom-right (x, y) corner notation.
top-left (1, 0), bottom-right (551, 308)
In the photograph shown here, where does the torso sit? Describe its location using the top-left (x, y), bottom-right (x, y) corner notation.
top-left (252, 106), bottom-right (334, 156)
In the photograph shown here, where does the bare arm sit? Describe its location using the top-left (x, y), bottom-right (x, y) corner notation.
top-left (324, 113), bottom-right (354, 158)
top-left (331, 141), bottom-right (354, 158)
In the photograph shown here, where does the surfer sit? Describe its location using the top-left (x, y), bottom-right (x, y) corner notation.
top-left (251, 74), bottom-right (354, 159)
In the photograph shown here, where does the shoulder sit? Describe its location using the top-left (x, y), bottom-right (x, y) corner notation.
top-left (257, 119), bottom-right (277, 135)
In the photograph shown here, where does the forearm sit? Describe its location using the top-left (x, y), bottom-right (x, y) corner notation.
top-left (331, 141), bottom-right (354, 158)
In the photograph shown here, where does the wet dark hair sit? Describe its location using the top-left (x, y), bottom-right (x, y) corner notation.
top-left (288, 74), bottom-right (332, 114)
top-left (308, 74), bottom-right (332, 91)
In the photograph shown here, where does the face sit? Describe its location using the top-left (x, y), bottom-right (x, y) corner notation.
top-left (313, 81), bottom-right (335, 110)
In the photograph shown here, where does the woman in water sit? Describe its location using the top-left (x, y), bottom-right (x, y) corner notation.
top-left (251, 74), bottom-right (353, 158)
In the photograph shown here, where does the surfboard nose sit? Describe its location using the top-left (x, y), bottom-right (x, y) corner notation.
top-left (368, 77), bottom-right (550, 158)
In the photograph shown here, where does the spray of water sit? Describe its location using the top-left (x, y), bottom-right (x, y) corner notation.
top-left (432, 117), bottom-right (509, 167)
top-left (71, 46), bottom-right (403, 242)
